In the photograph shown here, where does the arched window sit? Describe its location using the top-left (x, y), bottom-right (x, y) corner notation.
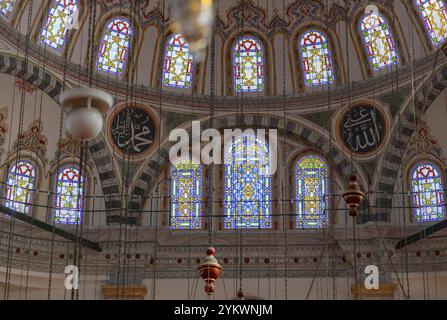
top-left (224, 133), bottom-right (272, 229)
top-left (0, 0), bottom-right (15, 17)
top-left (97, 17), bottom-right (133, 76)
top-left (295, 154), bottom-right (328, 228)
top-left (359, 12), bottom-right (399, 71)
top-left (232, 35), bottom-right (265, 93)
top-left (170, 161), bottom-right (202, 229)
top-left (415, 0), bottom-right (447, 46)
top-left (54, 165), bottom-right (84, 225)
top-left (40, 0), bottom-right (78, 51)
top-left (410, 162), bottom-right (445, 222)
top-left (162, 34), bottom-right (193, 88)
top-left (299, 30), bottom-right (335, 87)
top-left (5, 160), bottom-right (36, 214)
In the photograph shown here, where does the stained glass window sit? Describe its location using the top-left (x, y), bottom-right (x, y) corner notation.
top-left (411, 162), bottom-right (445, 222)
top-left (360, 12), bottom-right (399, 71)
top-left (170, 161), bottom-right (202, 229)
top-left (415, 0), bottom-right (447, 46)
top-left (296, 154), bottom-right (328, 228)
top-left (40, 0), bottom-right (78, 51)
top-left (54, 165), bottom-right (84, 225)
top-left (5, 160), bottom-right (36, 214)
top-left (0, 0), bottom-right (15, 17)
top-left (299, 30), bottom-right (335, 86)
top-left (162, 34), bottom-right (193, 88)
top-left (232, 36), bottom-right (265, 93)
top-left (224, 133), bottom-right (272, 229)
top-left (97, 17), bottom-right (133, 75)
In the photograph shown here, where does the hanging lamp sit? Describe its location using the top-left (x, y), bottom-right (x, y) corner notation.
top-left (198, 247), bottom-right (222, 295)
top-left (342, 175), bottom-right (365, 217)
top-left (237, 288), bottom-right (245, 300)
top-left (60, 87), bottom-right (113, 141)
top-left (171, 0), bottom-right (214, 61)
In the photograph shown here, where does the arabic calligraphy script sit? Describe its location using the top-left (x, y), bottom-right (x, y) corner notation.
top-left (341, 105), bottom-right (385, 154)
top-left (111, 107), bottom-right (156, 155)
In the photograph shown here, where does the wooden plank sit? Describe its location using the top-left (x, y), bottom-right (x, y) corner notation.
top-left (395, 219), bottom-right (447, 250)
top-left (351, 284), bottom-right (396, 298)
top-left (0, 205), bottom-right (102, 252)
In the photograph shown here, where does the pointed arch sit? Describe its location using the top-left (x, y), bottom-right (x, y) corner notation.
top-left (295, 154), bottom-right (329, 228)
top-left (410, 161), bottom-right (445, 223)
top-left (54, 164), bottom-right (84, 225)
top-left (170, 160), bottom-right (202, 229)
top-left (415, 0), bottom-right (447, 46)
top-left (97, 17), bottom-right (133, 76)
top-left (232, 35), bottom-right (265, 93)
top-left (5, 160), bottom-right (36, 214)
top-left (299, 30), bottom-right (335, 86)
top-left (162, 33), bottom-right (193, 88)
top-left (224, 133), bottom-right (272, 229)
top-left (359, 12), bottom-right (399, 71)
top-left (0, 0), bottom-right (15, 18)
top-left (39, 0), bottom-right (79, 51)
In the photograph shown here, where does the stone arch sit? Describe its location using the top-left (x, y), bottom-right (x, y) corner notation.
top-left (374, 63), bottom-right (447, 222)
top-left (0, 53), bottom-right (123, 224)
top-left (128, 114), bottom-right (359, 220)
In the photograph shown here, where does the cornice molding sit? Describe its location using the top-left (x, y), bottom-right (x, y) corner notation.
top-left (0, 17), bottom-right (444, 113)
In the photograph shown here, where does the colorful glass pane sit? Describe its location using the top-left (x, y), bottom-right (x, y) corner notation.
top-left (162, 34), bottom-right (193, 88)
top-left (224, 133), bottom-right (272, 229)
top-left (299, 30), bottom-right (335, 86)
top-left (97, 17), bottom-right (133, 75)
top-left (411, 162), bottom-right (444, 222)
top-left (416, 0), bottom-right (447, 46)
top-left (296, 154), bottom-right (328, 228)
top-left (170, 161), bottom-right (202, 229)
top-left (54, 165), bottom-right (83, 225)
top-left (360, 13), bottom-right (399, 71)
top-left (232, 36), bottom-right (264, 93)
top-left (0, 0), bottom-right (15, 17)
top-left (40, 0), bottom-right (78, 51)
top-left (5, 160), bottom-right (35, 214)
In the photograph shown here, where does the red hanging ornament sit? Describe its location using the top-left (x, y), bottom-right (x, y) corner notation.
top-left (343, 175), bottom-right (365, 217)
top-left (198, 247), bottom-right (223, 295)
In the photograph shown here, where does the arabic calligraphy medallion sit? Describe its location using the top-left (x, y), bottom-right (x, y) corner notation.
top-left (340, 105), bottom-right (386, 155)
top-left (109, 105), bottom-right (157, 157)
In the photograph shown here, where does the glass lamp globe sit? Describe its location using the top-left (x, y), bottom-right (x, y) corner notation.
top-left (60, 87), bottom-right (113, 141)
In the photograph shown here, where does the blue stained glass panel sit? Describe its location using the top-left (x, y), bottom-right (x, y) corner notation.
top-left (411, 162), bottom-right (445, 222)
top-left (162, 33), bottom-right (194, 88)
top-left (232, 36), bottom-right (265, 93)
top-left (40, 0), bottom-right (78, 51)
top-left (54, 165), bottom-right (84, 225)
top-left (170, 161), bottom-right (202, 229)
top-left (360, 12), bottom-right (399, 71)
top-left (5, 160), bottom-right (36, 214)
top-left (295, 154), bottom-right (328, 228)
top-left (415, 0), bottom-right (447, 46)
top-left (224, 133), bottom-right (272, 229)
top-left (97, 17), bottom-right (133, 75)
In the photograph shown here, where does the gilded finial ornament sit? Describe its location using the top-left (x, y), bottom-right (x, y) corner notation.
top-left (343, 175), bottom-right (365, 217)
top-left (198, 247), bottom-right (222, 295)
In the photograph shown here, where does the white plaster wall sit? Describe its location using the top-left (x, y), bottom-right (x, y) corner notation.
top-left (0, 74), bottom-right (105, 225)
top-left (3, 271), bottom-right (447, 300)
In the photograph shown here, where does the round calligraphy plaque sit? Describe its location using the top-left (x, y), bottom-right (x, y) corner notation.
top-left (108, 105), bottom-right (157, 158)
top-left (340, 105), bottom-right (386, 156)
